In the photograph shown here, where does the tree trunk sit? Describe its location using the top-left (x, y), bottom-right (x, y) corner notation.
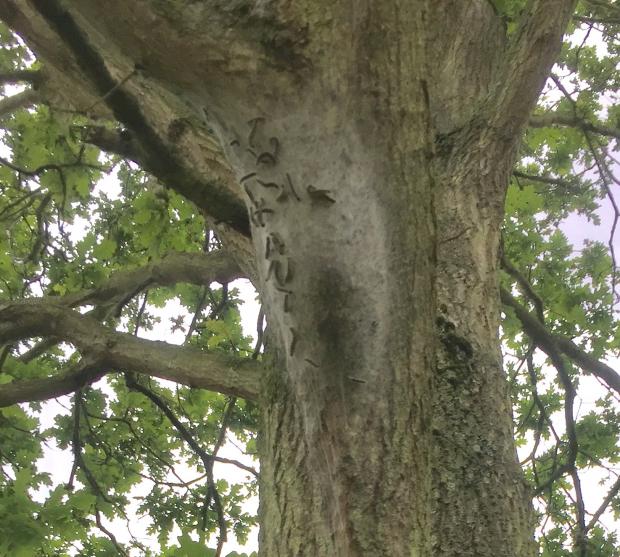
top-left (0, 0), bottom-right (577, 554)
top-left (253, 16), bottom-right (436, 552)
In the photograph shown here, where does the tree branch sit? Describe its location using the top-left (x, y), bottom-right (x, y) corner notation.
top-left (512, 170), bottom-right (583, 194)
top-left (62, 249), bottom-right (244, 308)
top-left (490, 0), bottom-right (578, 137)
top-left (547, 73), bottom-right (620, 306)
top-left (124, 373), bottom-right (229, 551)
top-left (0, 300), bottom-right (262, 402)
top-left (0, 154), bottom-right (103, 177)
top-left (0, 358), bottom-right (105, 407)
top-left (0, 69), bottom-right (42, 86)
top-left (1, 2), bottom-right (258, 283)
top-left (0, 88), bottom-right (40, 117)
top-left (76, 125), bottom-right (145, 165)
top-left (501, 253), bottom-right (545, 323)
top-left (585, 475), bottom-right (620, 533)
top-left (75, 126), bottom-right (257, 282)
top-left (29, 0), bottom-right (250, 235)
top-left (94, 509), bottom-right (128, 557)
top-left (16, 250), bottom-right (243, 365)
top-left (500, 287), bottom-right (620, 396)
top-left (530, 113), bottom-right (620, 141)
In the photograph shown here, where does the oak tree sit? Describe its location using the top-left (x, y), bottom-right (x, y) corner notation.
top-left (0, 1), bottom-right (619, 555)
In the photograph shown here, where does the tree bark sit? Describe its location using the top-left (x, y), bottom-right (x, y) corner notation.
top-left (0, 0), bottom-right (578, 554)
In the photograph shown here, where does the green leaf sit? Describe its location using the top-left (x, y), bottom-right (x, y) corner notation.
top-left (92, 238), bottom-right (117, 260)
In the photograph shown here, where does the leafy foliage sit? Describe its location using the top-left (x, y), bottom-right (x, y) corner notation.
top-left (502, 2), bottom-right (620, 553)
top-left (0, 21), bottom-right (258, 555)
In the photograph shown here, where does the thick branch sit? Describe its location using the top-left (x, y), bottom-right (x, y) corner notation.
top-left (530, 113), bottom-right (620, 141)
top-left (76, 124), bottom-right (257, 280)
top-left (0, 69), bottom-right (42, 86)
top-left (29, 0), bottom-right (250, 235)
top-left (490, 0), bottom-right (578, 136)
top-left (77, 123), bottom-right (252, 239)
top-left (0, 358), bottom-right (105, 407)
top-left (62, 249), bottom-right (243, 307)
top-left (0, 300), bottom-right (262, 401)
top-left (17, 250), bottom-right (243, 364)
top-left (0, 88), bottom-right (40, 117)
top-left (500, 287), bottom-right (620, 396)
top-left (77, 125), bottom-right (145, 165)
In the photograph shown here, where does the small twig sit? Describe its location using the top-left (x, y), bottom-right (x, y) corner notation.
top-left (512, 170), bottom-right (583, 195)
top-left (184, 287), bottom-right (209, 342)
top-left (124, 375), bottom-right (229, 549)
top-left (0, 155), bottom-right (103, 177)
top-left (95, 508), bottom-right (128, 556)
top-left (520, 326), bottom-right (586, 552)
top-left (68, 390), bottom-right (113, 506)
top-left (549, 73), bottom-right (620, 309)
top-left (84, 68), bottom-right (137, 114)
top-left (133, 292), bottom-right (149, 336)
top-left (207, 283), bottom-right (229, 321)
top-left (501, 252), bottom-right (545, 323)
top-left (0, 188), bottom-right (42, 221)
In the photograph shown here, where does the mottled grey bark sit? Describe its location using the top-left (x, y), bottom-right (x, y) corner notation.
top-left (0, 0), bottom-right (578, 554)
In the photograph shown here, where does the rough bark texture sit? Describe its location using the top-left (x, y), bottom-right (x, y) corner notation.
top-left (0, 0), bottom-right (578, 555)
